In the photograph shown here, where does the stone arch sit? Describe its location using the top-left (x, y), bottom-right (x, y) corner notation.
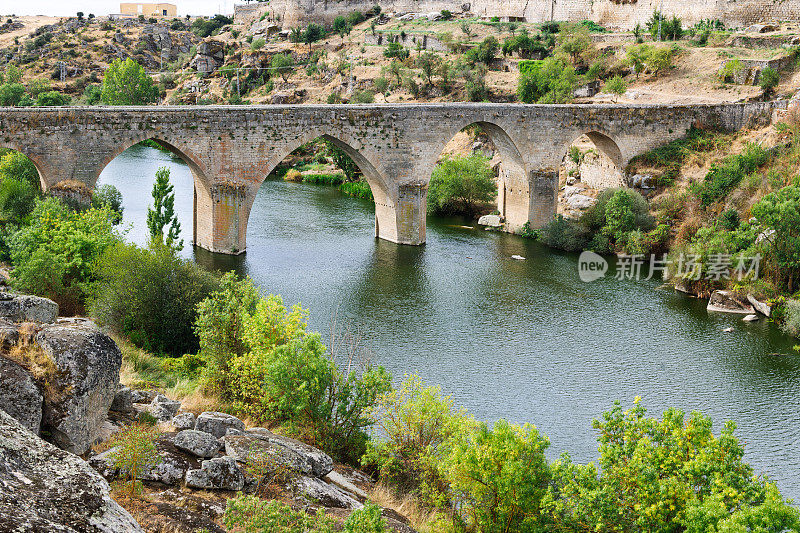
top-left (560, 130), bottom-right (626, 190)
top-left (430, 120), bottom-right (530, 231)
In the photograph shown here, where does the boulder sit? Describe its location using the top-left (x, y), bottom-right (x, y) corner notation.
top-left (254, 430), bottom-right (334, 477)
top-left (190, 39), bottom-right (225, 74)
top-left (562, 185), bottom-right (585, 199)
top-left (477, 214), bottom-right (502, 227)
top-left (631, 174), bottom-right (656, 189)
top-left (36, 320), bottom-right (123, 455)
top-left (148, 394), bottom-right (181, 421)
top-left (88, 446), bottom-right (120, 480)
top-left (196, 411), bottom-right (245, 438)
top-left (324, 470), bottom-right (370, 500)
top-left (139, 437), bottom-right (201, 485)
top-left (0, 356), bottom-right (42, 435)
top-left (130, 389), bottom-right (157, 404)
top-left (185, 457), bottom-right (245, 491)
top-left (291, 476), bottom-right (362, 509)
top-left (110, 386), bottom-right (133, 412)
top-left (172, 411), bottom-right (196, 430)
top-left (566, 176), bottom-right (577, 185)
top-left (0, 408), bottom-right (144, 532)
top-left (222, 433), bottom-right (312, 475)
top-left (0, 291), bottom-right (58, 323)
top-left (747, 294), bottom-right (772, 317)
top-left (707, 290), bottom-right (756, 314)
top-left (173, 429), bottom-right (221, 458)
top-left (567, 194), bottom-right (596, 209)
top-left (743, 314), bottom-right (760, 322)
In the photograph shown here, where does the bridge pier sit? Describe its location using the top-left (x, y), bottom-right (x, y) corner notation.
top-left (528, 170), bottom-right (558, 229)
top-left (195, 182), bottom-right (249, 255)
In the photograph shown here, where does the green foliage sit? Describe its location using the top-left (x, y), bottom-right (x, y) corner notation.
top-left (324, 140), bottom-right (360, 180)
top-left (333, 15), bottom-right (352, 38)
top-left (759, 66), bottom-right (780, 94)
top-left (0, 83), bottom-right (25, 106)
top-left (110, 423), bottom-right (162, 497)
top-left (603, 75), bottom-right (626, 99)
top-left (719, 208), bottom-right (740, 231)
top-left (625, 44), bottom-right (676, 77)
top-left (82, 84), bottom-right (102, 104)
top-left (191, 14), bottom-right (232, 37)
top-left (0, 150), bottom-right (40, 192)
top-left (147, 167), bottom-right (182, 251)
top-left (301, 23), bottom-right (325, 47)
top-left (780, 299), bottom-right (800, 337)
top-left (223, 495), bottom-right (337, 532)
top-left (9, 197), bottom-right (118, 315)
top-left (539, 215), bottom-right (590, 252)
top-left (250, 37), bottom-right (265, 50)
top-left (579, 20), bottom-right (608, 33)
top-left (383, 42), bottom-right (409, 60)
top-left (4, 64), bottom-right (22, 84)
top-left (604, 189), bottom-right (652, 241)
top-left (719, 58), bottom-right (744, 82)
top-left (502, 33), bottom-right (548, 59)
top-left (342, 503), bottom-right (387, 533)
top-left (270, 53), bottom-right (293, 82)
top-left (89, 242), bottom-right (219, 356)
top-left (363, 375), bottom-right (473, 506)
top-left (443, 419), bottom-right (552, 532)
top-left (464, 36), bottom-right (499, 65)
top-left (373, 76), bottom-right (389, 94)
top-left (34, 90), bottom-right (70, 106)
top-left (693, 142), bottom-right (767, 206)
top-left (0, 176), bottom-right (37, 224)
top-left (627, 127), bottom-right (728, 185)
top-left (91, 184), bottom-right (124, 224)
top-left (751, 185), bottom-right (800, 291)
top-left (101, 58), bottom-right (158, 105)
top-left (544, 399), bottom-right (800, 532)
top-left (339, 180), bottom-right (373, 200)
top-left (517, 57), bottom-right (577, 103)
top-left (647, 10), bottom-right (683, 40)
top-left (427, 153), bottom-right (496, 217)
top-left (351, 89), bottom-right (374, 103)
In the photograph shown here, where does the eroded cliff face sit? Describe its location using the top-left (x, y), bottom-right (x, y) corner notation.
top-left (0, 408), bottom-right (144, 532)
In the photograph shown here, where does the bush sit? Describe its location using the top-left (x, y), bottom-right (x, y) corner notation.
top-left (539, 215), bottom-right (590, 251)
top-left (517, 57), bottom-right (577, 103)
top-left (647, 11), bottom-right (683, 40)
top-left (351, 89), bottom-right (374, 103)
top-left (223, 496), bottom-right (337, 532)
top-left (343, 503), bottom-right (386, 533)
top-left (9, 198), bottom-right (118, 315)
top-left (759, 66), bottom-right (780, 94)
top-left (35, 90), bottom-right (70, 106)
top-left (693, 142), bottom-right (767, 206)
top-left (383, 41), bottom-right (409, 60)
top-left (751, 185), bottom-right (800, 291)
top-left (427, 153), bottom-right (496, 217)
top-left (0, 176), bottom-right (37, 224)
top-left (442, 419), bottom-right (551, 532)
top-left (363, 375), bottom-right (473, 506)
top-left (250, 37), bottom-right (265, 50)
top-left (465, 36), bottom-right (499, 65)
top-left (781, 299), bottom-right (800, 337)
top-left (373, 76), bottom-right (389, 94)
top-left (0, 83), bottom-right (25, 106)
top-left (101, 58), bottom-right (158, 105)
top-left (91, 183), bottom-right (124, 224)
top-left (0, 149), bottom-right (40, 192)
top-left (110, 423), bottom-right (162, 497)
top-left (89, 242), bottom-right (219, 356)
top-left (339, 180), bottom-right (373, 200)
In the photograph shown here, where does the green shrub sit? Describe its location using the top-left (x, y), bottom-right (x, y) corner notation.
top-left (540, 215), bottom-right (590, 252)
top-left (362, 375), bottom-right (473, 505)
top-left (9, 198), bottom-right (118, 315)
top-left (464, 36), bottom-right (499, 65)
top-left (604, 188), bottom-right (653, 241)
top-left (342, 503), bottom-right (386, 533)
top-left (34, 90), bottom-right (70, 106)
top-left (383, 41), bottom-right (409, 60)
top-left (351, 89), bottom-right (375, 103)
top-left (751, 185), bottom-right (800, 291)
top-left (250, 37), bottom-right (265, 50)
top-left (693, 142), bottom-right (767, 206)
top-left (0, 177), bottom-right (37, 224)
top-left (91, 184), bottom-right (123, 224)
top-left (101, 58), bottom-right (158, 105)
top-left (442, 419), bottom-right (551, 532)
top-left (373, 76), bottom-right (389, 94)
top-left (517, 57), bottom-right (577, 103)
top-left (110, 423), bottom-right (162, 497)
top-left (427, 153), bottom-right (496, 217)
top-left (718, 208), bottom-right (740, 231)
top-left (223, 496), bottom-right (337, 532)
top-left (647, 11), bottom-right (683, 40)
top-left (89, 242), bottom-right (219, 356)
top-left (781, 299), bottom-right (800, 337)
top-left (0, 83), bottom-right (25, 106)
top-left (339, 180), bottom-right (373, 200)
top-left (759, 66), bottom-right (779, 94)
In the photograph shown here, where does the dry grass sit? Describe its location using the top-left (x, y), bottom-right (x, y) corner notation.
top-left (4, 325), bottom-right (71, 404)
top-left (368, 483), bottom-right (447, 533)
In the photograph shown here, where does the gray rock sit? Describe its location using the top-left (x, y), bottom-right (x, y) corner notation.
top-left (477, 214), bottom-right (502, 227)
top-left (88, 446), bottom-right (120, 480)
top-left (567, 194), bottom-right (596, 210)
top-left (707, 290), bottom-right (756, 314)
top-left (562, 185), bottom-right (585, 199)
top-left (0, 356), bottom-right (42, 434)
top-left (148, 394), bottom-right (181, 421)
top-left (292, 475), bottom-right (362, 509)
top-left (257, 430), bottom-right (334, 478)
top-left (139, 439), bottom-right (199, 485)
top-left (110, 386), bottom-right (133, 412)
top-left (130, 389), bottom-right (157, 404)
top-left (223, 433), bottom-right (312, 475)
top-left (0, 291), bottom-right (58, 323)
top-left (185, 457), bottom-right (245, 491)
top-left (0, 408), bottom-right (144, 532)
top-left (747, 294), bottom-right (772, 317)
top-left (196, 411), bottom-right (245, 438)
top-left (172, 411), bottom-right (196, 430)
top-left (324, 470), bottom-right (370, 500)
top-left (743, 314), bottom-right (760, 322)
top-left (36, 320), bottom-right (123, 455)
top-left (173, 429), bottom-right (221, 458)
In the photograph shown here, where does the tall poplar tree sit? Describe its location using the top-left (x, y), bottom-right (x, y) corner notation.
top-left (147, 167), bottom-right (183, 251)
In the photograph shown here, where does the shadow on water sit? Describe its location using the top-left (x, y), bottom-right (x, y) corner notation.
top-left (99, 146), bottom-right (800, 501)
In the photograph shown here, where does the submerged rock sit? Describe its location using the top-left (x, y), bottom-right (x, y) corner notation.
top-left (0, 408), bottom-right (144, 532)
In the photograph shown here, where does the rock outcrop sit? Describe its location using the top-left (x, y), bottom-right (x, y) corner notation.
top-left (36, 320), bottom-right (123, 455)
top-left (190, 39), bottom-right (225, 74)
top-left (196, 411), bottom-right (245, 438)
top-left (185, 457), bottom-right (245, 491)
top-left (0, 408), bottom-right (143, 532)
top-left (0, 356), bottom-right (43, 434)
top-left (0, 291), bottom-right (58, 323)
top-left (707, 290), bottom-right (756, 314)
top-left (174, 429), bottom-right (222, 458)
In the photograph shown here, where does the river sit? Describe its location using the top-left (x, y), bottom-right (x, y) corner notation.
top-left (100, 144), bottom-right (800, 500)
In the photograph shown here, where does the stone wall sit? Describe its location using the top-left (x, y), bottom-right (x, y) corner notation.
top-left (0, 101), bottom-right (778, 254)
top-left (235, 0), bottom-right (800, 30)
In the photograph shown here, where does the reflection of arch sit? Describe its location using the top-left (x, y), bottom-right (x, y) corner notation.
top-left (0, 141), bottom-right (48, 191)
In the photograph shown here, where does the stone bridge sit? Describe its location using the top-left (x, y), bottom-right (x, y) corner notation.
top-left (0, 102), bottom-right (776, 254)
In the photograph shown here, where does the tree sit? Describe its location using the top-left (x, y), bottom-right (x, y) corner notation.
top-left (603, 75), bottom-right (626, 102)
top-left (517, 57), bottom-right (577, 104)
top-left (35, 91), bottom-right (70, 106)
top-left (332, 15), bottom-right (351, 41)
top-left (146, 167), bottom-right (182, 251)
top-left (4, 64), bottom-right (22, 84)
top-left (625, 44), bottom-right (652, 78)
top-left (91, 183), bottom-right (124, 224)
top-left (644, 46), bottom-right (675, 76)
top-left (271, 53), bottom-right (294, 82)
top-left (751, 185), bottom-right (800, 291)
top-left (427, 153), bottom-right (496, 216)
top-left (76, 11), bottom-right (84, 20)
top-left (110, 423), bottom-right (162, 498)
top-left (100, 58), bottom-right (158, 105)
top-left (0, 83), bottom-right (25, 106)
top-left (417, 51), bottom-right (439, 86)
top-left (759, 66), bottom-right (780, 95)
top-left (302, 23), bottom-right (324, 50)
